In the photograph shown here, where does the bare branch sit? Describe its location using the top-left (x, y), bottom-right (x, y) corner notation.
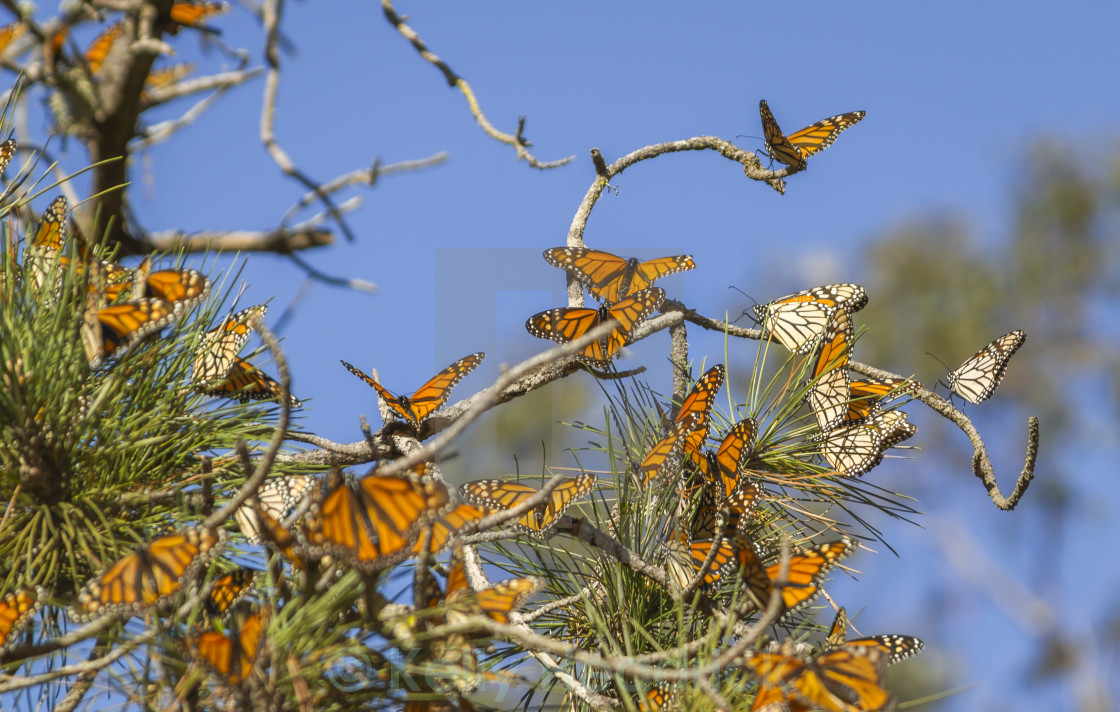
top-left (145, 226), bottom-right (334, 253)
top-left (381, 0), bottom-right (573, 170)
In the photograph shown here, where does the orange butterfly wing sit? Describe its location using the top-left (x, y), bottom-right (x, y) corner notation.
top-left (84, 21), bottom-right (124, 73)
top-left (543, 247), bottom-right (695, 303)
top-left (526, 288), bottom-right (664, 367)
top-left (0, 588), bottom-right (42, 652)
top-left (200, 357), bottom-right (301, 407)
top-left (675, 364), bottom-right (725, 466)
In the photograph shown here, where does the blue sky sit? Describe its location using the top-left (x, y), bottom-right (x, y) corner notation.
top-left (21, 1), bottom-right (1120, 710)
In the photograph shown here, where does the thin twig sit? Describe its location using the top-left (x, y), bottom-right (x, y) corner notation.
top-left (380, 0), bottom-right (572, 170)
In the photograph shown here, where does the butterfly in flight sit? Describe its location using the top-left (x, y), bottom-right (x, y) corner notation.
top-left (341, 352), bottom-right (484, 429)
top-left (946, 329), bottom-right (1026, 404)
top-left (817, 410), bottom-right (916, 476)
top-left (754, 284), bottom-right (867, 355)
top-left (526, 287), bottom-right (665, 368)
top-left (71, 527), bottom-right (225, 622)
top-left (459, 474), bottom-right (597, 536)
top-left (825, 607), bottom-right (925, 665)
top-left (759, 99), bottom-right (866, 172)
top-left (542, 246), bottom-right (695, 304)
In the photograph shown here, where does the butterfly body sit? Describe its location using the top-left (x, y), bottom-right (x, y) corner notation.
top-left (525, 287), bottom-right (665, 367)
top-left (759, 99), bottom-right (866, 171)
top-left (542, 247), bottom-right (695, 304)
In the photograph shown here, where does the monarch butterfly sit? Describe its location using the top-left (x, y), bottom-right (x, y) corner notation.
top-left (0, 588), bottom-right (43, 653)
top-left (525, 287), bottom-right (665, 368)
top-left (145, 62), bottom-right (195, 90)
top-left (745, 642), bottom-right (891, 712)
top-left (818, 410), bottom-right (916, 477)
top-left (753, 284), bottom-right (867, 355)
top-left (194, 605), bottom-right (269, 686)
top-left (25, 196), bottom-right (85, 290)
top-left (946, 330), bottom-right (1026, 405)
top-left (84, 298), bottom-right (178, 364)
top-left (0, 22), bottom-right (26, 55)
top-left (542, 246), bottom-right (696, 304)
top-left (341, 352), bottom-right (485, 429)
top-left (685, 478), bottom-right (760, 540)
top-left (664, 528), bottom-right (745, 593)
top-left (674, 364), bottom-right (726, 466)
top-left (637, 412), bottom-right (703, 488)
top-left (233, 474), bottom-right (314, 544)
top-left (252, 506), bottom-right (306, 569)
top-left (459, 474), bottom-right (597, 535)
top-left (759, 99), bottom-right (866, 171)
top-left (305, 463), bottom-right (450, 573)
top-left (639, 683), bottom-right (674, 712)
top-left (84, 21), bottom-right (124, 73)
top-left (0, 138), bottom-right (15, 176)
top-left (740, 538), bottom-right (854, 616)
top-left (413, 502), bottom-right (488, 556)
top-left (443, 540), bottom-right (541, 626)
top-left (71, 526), bottom-right (225, 621)
top-left (806, 308), bottom-right (856, 431)
top-left (825, 607), bottom-right (924, 665)
top-left (198, 357), bottom-right (302, 407)
top-left (205, 568), bottom-right (256, 618)
top-left (695, 418), bottom-right (757, 502)
top-left (144, 268), bottom-right (209, 313)
top-left (194, 304), bottom-right (268, 386)
top-left (683, 482), bottom-right (758, 540)
top-left (166, 2), bottom-right (230, 31)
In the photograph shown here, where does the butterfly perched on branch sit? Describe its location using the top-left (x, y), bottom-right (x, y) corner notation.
top-left (759, 99), bottom-right (866, 171)
top-left (526, 287), bottom-right (665, 368)
top-left (946, 329), bottom-right (1026, 404)
top-left (341, 353), bottom-right (484, 429)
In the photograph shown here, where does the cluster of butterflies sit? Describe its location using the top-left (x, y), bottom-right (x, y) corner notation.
top-left (642, 606), bottom-right (923, 712)
top-left (9, 191), bottom-right (303, 405)
top-left (0, 457), bottom-right (600, 696)
top-left (0, 2), bottom-right (227, 95)
top-left (635, 364), bottom-right (859, 611)
top-left (525, 246), bottom-right (696, 367)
